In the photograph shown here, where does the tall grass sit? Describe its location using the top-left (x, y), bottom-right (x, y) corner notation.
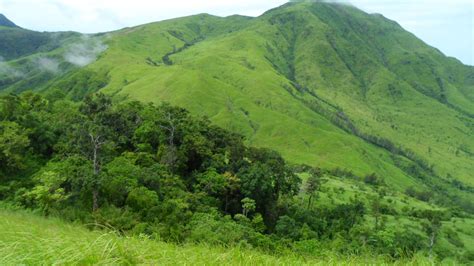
top-left (0, 207), bottom-right (435, 265)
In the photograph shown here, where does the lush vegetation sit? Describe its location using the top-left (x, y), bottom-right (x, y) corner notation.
top-left (2, 2), bottom-right (472, 199)
top-left (1, 205), bottom-right (441, 265)
top-left (0, 1), bottom-right (473, 264)
top-left (1, 92), bottom-right (473, 263)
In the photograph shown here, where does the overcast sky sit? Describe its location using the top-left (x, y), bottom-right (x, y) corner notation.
top-left (0, 0), bottom-right (472, 65)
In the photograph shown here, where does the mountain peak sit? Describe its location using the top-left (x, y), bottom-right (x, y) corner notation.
top-left (0, 14), bottom-right (18, 28)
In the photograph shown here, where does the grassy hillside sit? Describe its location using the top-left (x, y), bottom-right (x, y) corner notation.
top-left (296, 173), bottom-right (474, 262)
top-left (94, 2), bottom-right (472, 190)
top-left (0, 206), bottom-right (440, 265)
top-left (0, 2), bottom-right (473, 264)
top-left (0, 2), bottom-right (472, 209)
top-left (94, 2), bottom-right (473, 208)
top-left (0, 206), bottom-right (310, 265)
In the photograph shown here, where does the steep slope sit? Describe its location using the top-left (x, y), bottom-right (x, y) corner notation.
top-left (0, 3), bottom-right (472, 208)
top-left (92, 13), bottom-right (420, 191)
top-left (96, 4), bottom-right (473, 187)
top-left (0, 14), bottom-right (17, 28)
top-left (275, 3), bottom-right (474, 185)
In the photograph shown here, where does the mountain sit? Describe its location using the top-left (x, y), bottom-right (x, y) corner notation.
top-left (1, 2), bottom-right (474, 262)
top-left (0, 14), bottom-right (17, 28)
top-left (0, 2), bottom-right (473, 208)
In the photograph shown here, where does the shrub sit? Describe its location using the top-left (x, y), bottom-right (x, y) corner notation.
top-left (187, 212), bottom-right (247, 246)
top-left (94, 205), bottom-right (140, 232)
top-left (126, 187), bottom-right (159, 212)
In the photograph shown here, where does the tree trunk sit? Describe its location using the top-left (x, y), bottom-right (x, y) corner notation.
top-left (92, 189), bottom-right (99, 212)
top-left (224, 194), bottom-right (229, 213)
top-left (429, 232), bottom-right (435, 261)
top-left (90, 134), bottom-right (102, 212)
top-left (307, 195), bottom-right (313, 209)
top-left (374, 214), bottom-right (379, 231)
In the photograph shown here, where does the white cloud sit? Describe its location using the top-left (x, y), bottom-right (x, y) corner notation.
top-left (63, 35), bottom-right (108, 67)
top-left (36, 57), bottom-right (60, 73)
top-left (2, 0), bottom-right (288, 32)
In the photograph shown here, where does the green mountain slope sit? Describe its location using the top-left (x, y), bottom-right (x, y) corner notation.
top-left (0, 2), bottom-right (473, 207)
top-left (95, 3), bottom-right (474, 194)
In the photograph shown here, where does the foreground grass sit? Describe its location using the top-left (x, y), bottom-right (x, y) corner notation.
top-left (0, 207), bottom-right (434, 265)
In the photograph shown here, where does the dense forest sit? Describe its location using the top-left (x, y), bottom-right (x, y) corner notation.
top-left (1, 92), bottom-right (471, 263)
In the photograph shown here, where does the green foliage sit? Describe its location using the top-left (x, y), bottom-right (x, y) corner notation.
top-left (51, 69), bottom-right (110, 100)
top-left (0, 121), bottom-right (30, 173)
top-left (0, 92), bottom-right (472, 263)
top-left (0, 1), bottom-right (473, 262)
top-left (241, 197), bottom-right (256, 217)
top-left (304, 168), bottom-right (324, 209)
top-left (238, 148), bottom-right (301, 227)
top-left (22, 156), bottom-right (91, 213)
top-left (126, 187), bottom-right (159, 212)
top-left (187, 212), bottom-right (249, 246)
top-left (364, 173), bottom-right (384, 187)
top-left (405, 187), bottom-right (433, 202)
top-left (2, 207), bottom-right (443, 265)
top-left (275, 215), bottom-right (300, 240)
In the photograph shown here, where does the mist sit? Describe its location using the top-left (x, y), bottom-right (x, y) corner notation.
top-left (64, 35), bottom-right (108, 67)
top-left (35, 57), bottom-right (60, 73)
top-left (0, 56), bottom-right (24, 77)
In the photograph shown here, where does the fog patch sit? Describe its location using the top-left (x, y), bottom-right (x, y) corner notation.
top-left (0, 56), bottom-right (24, 77)
top-left (36, 57), bottom-right (60, 73)
top-left (64, 35), bottom-right (108, 67)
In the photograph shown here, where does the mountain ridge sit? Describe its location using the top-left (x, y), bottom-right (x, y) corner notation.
top-left (0, 14), bottom-right (18, 28)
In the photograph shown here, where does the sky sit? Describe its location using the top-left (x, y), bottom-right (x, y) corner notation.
top-left (0, 0), bottom-right (472, 65)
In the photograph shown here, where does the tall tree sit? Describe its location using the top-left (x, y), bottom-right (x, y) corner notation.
top-left (370, 192), bottom-right (384, 231)
top-left (0, 121), bottom-right (29, 174)
top-left (305, 168), bottom-right (323, 209)
top-left (238, 148), bottom-right (300, 228)
top-left (422, 211), bottom-right (442, 261)
top-left (241, 197), bottom-right (256, 217)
